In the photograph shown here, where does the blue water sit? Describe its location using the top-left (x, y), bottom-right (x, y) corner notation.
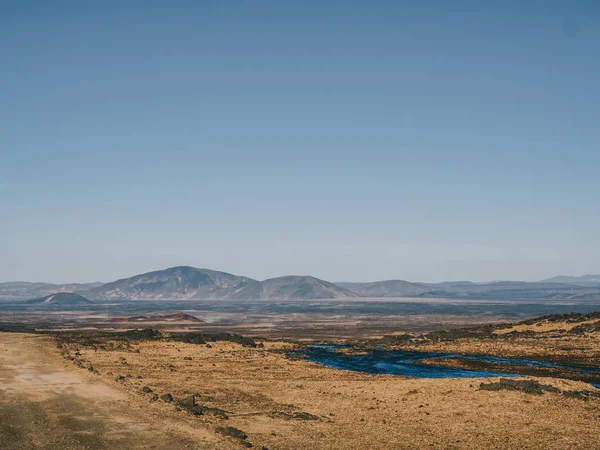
top-left (299, 345), bottom-right (600, 383)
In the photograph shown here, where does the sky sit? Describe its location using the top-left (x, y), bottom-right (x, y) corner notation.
top-left (1, 1), bottom-right (599, 284)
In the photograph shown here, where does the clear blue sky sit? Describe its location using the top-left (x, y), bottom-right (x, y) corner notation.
top-left (1, 1), bottom-right (599, 283)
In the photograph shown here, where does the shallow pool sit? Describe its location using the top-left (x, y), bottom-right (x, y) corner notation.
top-left (299, 345), bottom-right (600, 384)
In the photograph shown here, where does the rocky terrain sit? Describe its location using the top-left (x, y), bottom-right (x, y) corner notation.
top-left (2, 310), bottom-right (600, 449)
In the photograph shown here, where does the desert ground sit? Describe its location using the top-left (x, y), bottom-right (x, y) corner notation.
top-left (1, 311), bottom-right (600, 450)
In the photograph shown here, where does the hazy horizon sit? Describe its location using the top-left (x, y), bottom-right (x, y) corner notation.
top-left (2, 2), bottom-right (599, 283)
top-left (1, 263), bottom-right (598, 286)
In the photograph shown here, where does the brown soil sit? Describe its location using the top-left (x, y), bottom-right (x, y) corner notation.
top-left (47, 330), bottom-right (600, 450)
top-left (0, 333), bottom-right (226, 449)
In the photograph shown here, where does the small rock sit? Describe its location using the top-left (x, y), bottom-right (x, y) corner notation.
top-left (178, 395), bottom-right (196, 408)
top-left (183, 356), bottom-right (192, 361)
top-left (160, 393), bottom-right (175, 403)
top-left (142, 386), bottom-right (153, 393)
top-left (215, 426), bottom-right (247, 440)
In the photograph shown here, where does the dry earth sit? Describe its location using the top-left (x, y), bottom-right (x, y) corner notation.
top-left (0, 333), bottom-right (226, 449)
top-left (18, 329), bottom-right (598, 450)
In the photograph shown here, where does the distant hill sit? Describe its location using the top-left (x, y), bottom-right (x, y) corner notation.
top-left (348, 280), bottom-right (429, 297)
top-left (541, 275), bottom-right (600, 285)
top-left (342, 279), bottom-right (600, 300)
top-left (257, 276), bottom-right (358, 300)
top-left (0, 281), bottom-right (102, 301)
top-left (110, 312), bottom-right (206, 323)
top-left (86, 266), bottom-right (358, 300)
top-left (87, 266), bottom-right (259, 300)
top-left (26, 292), bottom-right (92, 306)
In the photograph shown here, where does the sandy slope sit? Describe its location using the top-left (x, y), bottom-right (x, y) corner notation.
top-left (0, 333), bottom-right (228, 450)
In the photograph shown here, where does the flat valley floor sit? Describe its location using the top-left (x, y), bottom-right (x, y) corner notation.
top-left (1, 323), bottom-right (599, 449)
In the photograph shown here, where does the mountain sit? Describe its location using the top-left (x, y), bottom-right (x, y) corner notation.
top-left (541, 275), bottom-right (600, 285)
top-left (256, 276), bottom-right (359, 300)
top-left (85, 267), bottom-right (358, 300)
top-left (8, 268), bottom-right (600, 302)
top-left (26, 292), bottom-right (92, 306)
top-left (0, 281), bottom-right (103, 300)
top-left (342, 279), bottom-right (600, 300)
top-left (348, 280), bottom-right (429, 297)
top-left (87, 266), bottom-right (259, 300)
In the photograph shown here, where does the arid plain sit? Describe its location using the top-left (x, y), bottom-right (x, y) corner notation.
top-left (1, 306), bottom-right (600, 449)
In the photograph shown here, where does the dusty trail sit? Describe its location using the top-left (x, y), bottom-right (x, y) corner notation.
top-left (0, 333), bottom-right (225, 450)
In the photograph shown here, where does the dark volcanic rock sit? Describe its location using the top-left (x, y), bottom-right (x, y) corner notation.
top-left (141, 386), bottom-right (153, 393)
top-left (178, 395), bottom-right (196, 408)
top-left (479, 379), bottom-right (560, 395)
top-left (201, 406), bottom-right (229, 419)
top-left (216, 426), bottom-right (248, 440)
top-left (160, 393), bottom-right (175, 403)
top-left (563, 390), bottom-right (600, 401)
top-left (271, 411), bottom-right (319, 421)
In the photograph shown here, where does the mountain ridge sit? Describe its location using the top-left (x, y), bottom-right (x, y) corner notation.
top-left (3, 268), bottom-right (600, 301)
top-left (85, 266), bottom-right (357, 300)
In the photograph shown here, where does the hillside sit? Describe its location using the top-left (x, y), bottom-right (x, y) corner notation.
top-left (542, 275), bottom-right (600, 285)
top-left (86, 266), bottom-right (259, 300)
top-left (85, 267), bottom-right (358, 300)
top-left (343, 280), bottom-right (600, 300)
top-left (26, 292), bottom-right (92, 306)
top-left (255, 276), bottom-right (359, 300)
top-left (348, 280), bottom-right (429, 297)
top-left (0, 281), bottom-right (102, 301)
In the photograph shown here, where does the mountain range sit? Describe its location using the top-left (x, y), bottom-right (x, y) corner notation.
top-left (84, 266), bottom-right (358, 301)
top-left (2, 267), bottom-right (600, 301)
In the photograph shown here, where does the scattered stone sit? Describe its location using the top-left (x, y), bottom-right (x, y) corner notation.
top-left (216, 426), bottom-right (248, 440)
top-left (183, 356), bottom-right (192, 361)
top-left (206, 344), bottom-right (212, 348)
top-left (160, 393), bottom-right (175, 403)
top-left (201, 406), bottom-right (229, 419)
top-left (142, 386), bottom-right (153, 393)
top-left (270, 411), bottom-right (319, 421)
top-left (178, 395), bottom-right (196, 408)
top-left (149, 394), bottom-right (158, 402)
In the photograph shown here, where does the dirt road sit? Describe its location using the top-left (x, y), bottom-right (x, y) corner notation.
top-left (0, 333), bottom-right (225, 450)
